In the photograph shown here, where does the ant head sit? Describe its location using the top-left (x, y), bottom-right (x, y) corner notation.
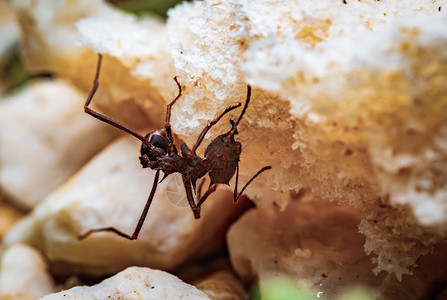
top-left (139, 130), bottom-right (170, 168)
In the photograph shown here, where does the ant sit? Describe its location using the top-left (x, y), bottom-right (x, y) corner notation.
top-left (79, 54), bottom-right (271, 241)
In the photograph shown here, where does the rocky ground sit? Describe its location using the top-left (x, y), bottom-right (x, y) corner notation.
top-left (0, 0), bottom-right (446, 299)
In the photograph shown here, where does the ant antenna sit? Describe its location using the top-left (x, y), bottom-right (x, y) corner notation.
top-left (84, 54), bottom-right (155, 151)
top-left (233, 85), bottom-right (252, 129)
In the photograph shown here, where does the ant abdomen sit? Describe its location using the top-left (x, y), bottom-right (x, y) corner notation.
top-left (205, 133), bottom-right (242, 185)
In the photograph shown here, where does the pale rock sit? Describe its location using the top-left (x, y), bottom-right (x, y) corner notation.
top-left (4, 136), bottom-right (246, 275)
top-left (0, 190), bottom-right (24, 239)
top-left (10, 0), bottom-right (175, 129)
top-left (0, 0), bottom-right (20, 93)
top-left (74, 5), bottom-right (177, 129)
top-left (0, 243), bottom-right (55, 300)
top-left (10, 0), bottom-right (102, 79)
top-left (76, 4), bottom-right (174, 98)
top-left (227, 194), bottom-right (380, 299)
top-left (194, 270), bottom-right (248, 300)
top-left (0, 79), bottom-right (114, 208)
top-left (39, 266), bottom-right (210, 300)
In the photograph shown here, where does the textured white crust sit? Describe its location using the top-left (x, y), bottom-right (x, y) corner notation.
top-left (164, 0), bottom-right (447, 280)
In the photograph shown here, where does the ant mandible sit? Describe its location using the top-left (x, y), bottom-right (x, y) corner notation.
top-left (79, 54), bottom-right (271, 241)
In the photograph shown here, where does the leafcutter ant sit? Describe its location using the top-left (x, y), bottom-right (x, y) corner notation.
top-left (79, 54), bottom-right (271, 241)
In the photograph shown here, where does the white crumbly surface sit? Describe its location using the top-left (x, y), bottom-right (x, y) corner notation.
top-left (165, 0), bottom-right (447, 280)
top-left (241, 2), bottom-right (445, 100)
top-left (4, 136), bottom-right (247, 275)
top-left (4, 0), bottom-right (447, 296)
top-left (166, 0), bottom-right (447, 215)
top-left (0, 244), bottom-right (55, 300)
top-left (0, 79), bottom-right (113, 208)
top-left (39, 266), bottom-right (210, 300)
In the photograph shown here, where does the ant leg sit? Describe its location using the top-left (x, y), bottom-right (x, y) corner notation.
top-left (196, 184), bottom-right (218, 208)
top-left (84, 54), bottom-right (154, 150)
top-left (233, 164), bottom-right (240, 202)
top-left (190, 103), bottom-right (242, 154)
top-left (196, 165), bottom-right (271, 208)
top-left (196, 177), bottom-right (206, 200)
top-left (182, 175), bottom-right (201, 219)
top-left (78, 170), bottom-right (160, 240)
top-left (165, 77), bottom-right (182, 146)
top-left (233, 165), bottom-right (272, 203)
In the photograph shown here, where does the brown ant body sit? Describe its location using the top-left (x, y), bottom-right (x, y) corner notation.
top-left (79, 54), bottom-right (271, 241)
